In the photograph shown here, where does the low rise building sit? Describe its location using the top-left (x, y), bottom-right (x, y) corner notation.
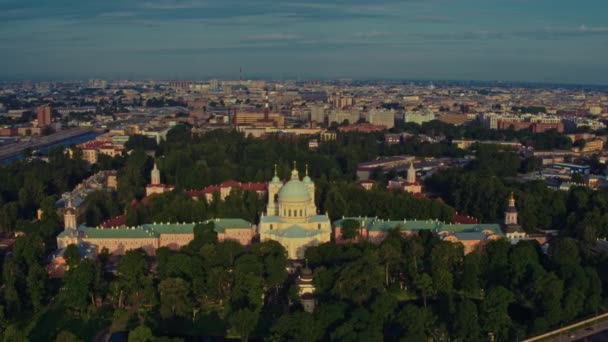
top-left (333, 217), bottom-right (503, 254)
top-left (386, 163), bottom-right (422, 195)
top-left (366, 109), bottom-right (395, 129)
top-left (338, 123), bottom-right (386, 133)
top-left (404, 110), bottom-right (435, 125)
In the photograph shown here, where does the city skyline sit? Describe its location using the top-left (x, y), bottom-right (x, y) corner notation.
top-left (1, 0), bottom-right (607, 84)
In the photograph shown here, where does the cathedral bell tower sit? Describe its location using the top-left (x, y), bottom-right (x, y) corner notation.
top-left (64, 196), bottom-right (77, 231)
top-left (504, 192), bottom-right (518, 226)
top-left (407, 162), bottom-right (416, 184)
top-left (267, 164), bottom-right (283, 216)
top-left (151, 162), bottom-right (161, 185)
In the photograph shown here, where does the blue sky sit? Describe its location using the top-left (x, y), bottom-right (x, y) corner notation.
top-left (0, 0), bottom-right (607, 83)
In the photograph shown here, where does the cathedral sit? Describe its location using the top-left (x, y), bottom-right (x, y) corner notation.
top-left (258, 163), bottom-right (332, 259)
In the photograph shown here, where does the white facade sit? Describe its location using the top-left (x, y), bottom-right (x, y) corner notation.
top-left (259, 165), bottom-right (331, 259)
top-left (366, 109), bottom-right (395, 129)
top-left (404, 110), bottom-right (435, 125)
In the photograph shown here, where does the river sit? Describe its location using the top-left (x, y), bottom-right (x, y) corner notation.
top-left (1, 131), bottom-right (101, 164)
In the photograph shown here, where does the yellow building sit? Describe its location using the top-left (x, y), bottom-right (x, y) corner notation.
top-left (234, 112), bottom-right (285, 127)
top-left (258, 164), bottom-right (331, 259)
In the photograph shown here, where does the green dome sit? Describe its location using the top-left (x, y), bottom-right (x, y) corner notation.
top-left (303, 175), bottom-right (312, 183)
top-left (271, 176), bottom-right (281, 184)
top-left (278, 180), bottom-right (310, 202)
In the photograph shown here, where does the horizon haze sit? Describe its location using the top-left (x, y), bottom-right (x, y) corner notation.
top-left (1, 0), bottom-right (607, 84)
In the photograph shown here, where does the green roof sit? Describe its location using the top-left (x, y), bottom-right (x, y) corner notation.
top-left (267, 225), bottom-right (324, 238)
top-left (142, 223), bottom-right (196, 234)
top-left (83, 226), bottom-right (158, 239)
top-left (77, 219), bottom-right (253, 239)
top-left (207, 218), bottom-right (252, 233)
top-left (334, 217), bottom-right (504, 237)
top-left (260, 215), bottom-right (328, 224)
top-left (278, 180), bottom-right (310, 202)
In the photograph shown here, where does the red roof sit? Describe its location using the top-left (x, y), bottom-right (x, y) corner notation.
top-left (220, 180), bottom-right (241, 188)
top-left (453, 213), bottom-right (480, 224)
top-left (101, 215), bottom-right (126, 228)
top-left (186, 181), bottom-right (267, 197)
top-left (240, 182), bottom-right (267, 191)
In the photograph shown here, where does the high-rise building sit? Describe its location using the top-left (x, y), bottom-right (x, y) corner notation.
top-left (209, 79), bottom-right (219, 90)
top-left (309, 104), bottom-right (327, 123)
top-left (328, 110), bottom-right (360, 125)
top-left (404, 110), bottom-right (435, 125)
top-left (366, 109), bottom-right (395, 129)
top-left (36, 105), bottom-right (52, 127)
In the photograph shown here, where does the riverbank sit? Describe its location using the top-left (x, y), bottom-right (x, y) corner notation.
top-left (0, 129), bottom-right (100, 164)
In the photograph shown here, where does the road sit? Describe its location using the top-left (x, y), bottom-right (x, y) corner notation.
top-left (0, 128), bottom-right (93, 160)
top-left (542, 319), bottom-right (608, 342)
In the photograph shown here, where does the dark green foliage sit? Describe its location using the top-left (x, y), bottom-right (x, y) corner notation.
top-left (125, 135), bottom-right (157, 151)
top-left (82, 191), bottom-right (122, 226)
top-left (0, 146), bottom-right (88, 233)
top-left (3, 126), bottom-right (608, 341)
top-left (341, 219), bottom-right (359, 239)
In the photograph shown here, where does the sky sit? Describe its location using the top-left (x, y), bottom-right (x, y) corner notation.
top-left (0, 0), bottom-right (607, 84)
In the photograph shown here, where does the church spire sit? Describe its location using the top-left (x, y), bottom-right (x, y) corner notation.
top-left (64, 195), bottom-right (77, 231)
top-left (508, 192), bottom-right (515, 208)
top-left (505, 192), bottom-right (518, 225)
top-left (151, 161), bottom-right (160, 185)
top-left (66, 195), bottom-right (73, 210)
top-left (291, 161), bottom-right (299, 180)
top-left (274, 164), bottom-right (278, 177)
top-left (305, 163), bottom-right (309, 176)
top-left (407, 162), bottom-right (416, 184)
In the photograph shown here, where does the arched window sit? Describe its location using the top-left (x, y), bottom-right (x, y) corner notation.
top-left (300, 209), bottom-right (303, 217)
top-left (318, 224), bottom-right (321, 230)
top-left (288, 209), bottom-right (291, 217)
top-left (270, 224), bottom-right (273, 230)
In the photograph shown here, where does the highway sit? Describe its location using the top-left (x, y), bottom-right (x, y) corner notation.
top-left (0, 128), bottom-right (94, 161)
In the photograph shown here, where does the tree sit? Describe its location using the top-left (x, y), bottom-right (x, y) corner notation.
top-left (252, 240), bottom-right (288, 293)
top-left (454, 299), bottom-right (481, 341)
top-left (158, 278), bottom-right (191, 320)
top-left (229, 308), bottom-right (259, 342)
top-left (340, 219), bottom-right (360, 240)
top-left (397, 304), bottom-right (435, 341)
top-left (54, 330), bottom-right (82, 342)
top-left (480, 286), bottom-right (514, 341)
top-left (460, 251), bottom-right (482, 294)
top-left (64, 244), bottom-right (81, 269)
top-left (414, 273), bottom-right (434, 308)
top-left (331, 256), bottom-right (384, 305)
top-left (378, 229), bottom-right (402, 286)
top-left (26, 263), bottom-right (47, 312)
top-left (128, 325), bottom-right (154, 342)
top-left (61, 259), bottom-right (96, 314)
top-left (269, 312), bottom-right (322, 342)
top-left (116, 249), bottom-right (148, 307)
top-left (430, 241), bottom-right (458, 295)
top-left (548, 238), bottom-right (580, 269)
top-left (2, 259), bottom-right (23, 315)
